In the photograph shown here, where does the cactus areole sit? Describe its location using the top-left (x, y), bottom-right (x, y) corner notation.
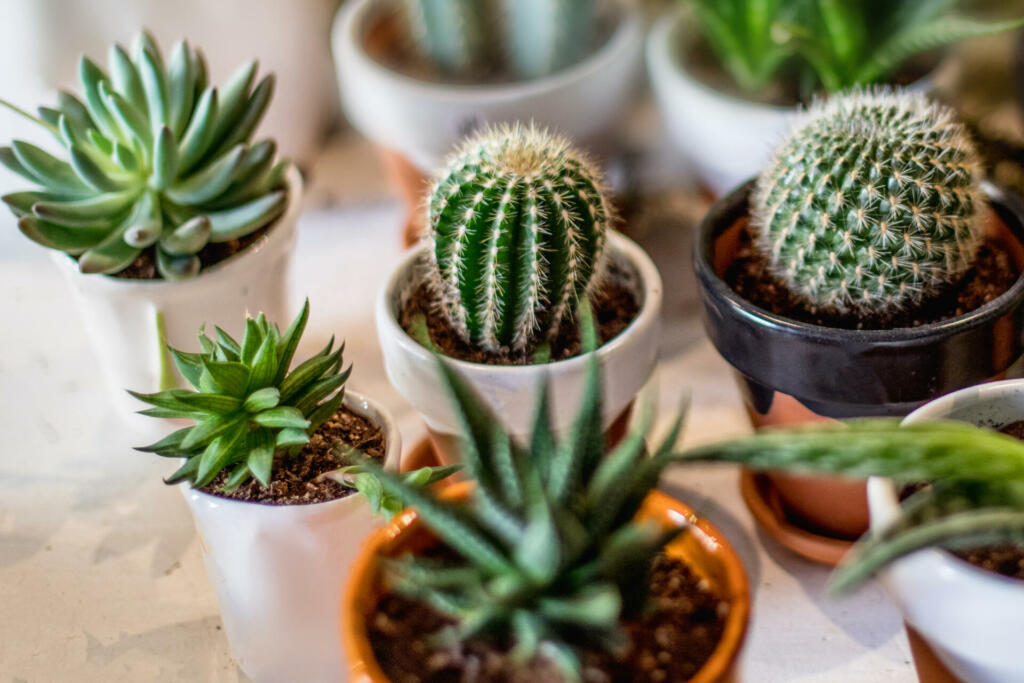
top-left (426, 124), bottom-right (611, 354)
top-left (751, 88), bottom-right (985, 317)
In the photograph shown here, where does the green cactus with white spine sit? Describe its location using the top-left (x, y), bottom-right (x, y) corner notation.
top-left (751, 88), bottom-right (985, 315)
top-left (0, 31), bottom-right (288, 280)
top-left (505, 0), bottom-right (596, 80)
top-left (403, 0), bottom-right (498, 77)
top-left (426, 123), bottom-right (610, 353)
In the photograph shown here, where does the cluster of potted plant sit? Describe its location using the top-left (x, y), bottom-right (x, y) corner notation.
top-left (332, 0), bottom-right (645, 244)
top-left (647, 0), bottom-right (1024, 194)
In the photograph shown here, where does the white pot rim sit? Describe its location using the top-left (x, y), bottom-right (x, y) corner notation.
top-left (180, 389), bottom-right (401, 515)
top-left (376, 231), bottom-right (663, 376)
top-left (648, 7), bottom-right (941, 116)
top-left (50, 166), bottom-right (303, 295)
top-left (867, 378), bottom-right (1024, 593)
top-left (333, 0), bottom-right (643, 102)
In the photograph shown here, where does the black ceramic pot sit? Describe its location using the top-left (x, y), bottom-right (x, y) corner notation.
top-left (695, 180), bottom-right (1024, 424)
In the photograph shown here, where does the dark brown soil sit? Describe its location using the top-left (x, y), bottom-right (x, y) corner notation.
top-left (112, 224), bottom-right (272, 280)
top-left (368, 554), bottom-right (727, 683)
top-left (726, 225), bottom-right (1018, 330)
top-left (400, 275), bottom-right (640, 366)
top-left (200, 404), bottom-right (386, 505)
top-left (948, 420), bottom-right (1024, 580)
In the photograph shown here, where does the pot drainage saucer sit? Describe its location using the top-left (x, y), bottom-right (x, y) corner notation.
top-left (739, 470), bottom-right (854, 566)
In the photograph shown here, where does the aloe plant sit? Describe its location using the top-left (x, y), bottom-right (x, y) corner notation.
top-left (682, 419), bottom-right (1024, 591)
top-left (133, 301), bottom-right (350, 491)
top-left (0, 31), bottom-right (289, 280)
top-left (363, 321), bottom-right (689, 680)
top-left (686, 0), bottom-right (1024, 97)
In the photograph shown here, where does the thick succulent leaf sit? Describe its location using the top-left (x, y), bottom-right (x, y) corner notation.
top-left (279, 346), bottom-right (342, 403)
top-left (201, 360), bottom-right (249, 397)
top-left (244, 387), bottom-right (280, 413)
top-left (252, 406), bottom-right (309, 429)
top-left (174, 392), bottom-right (242, 413)
top-left (292, 372), bottom-right (348, 415)
top-left (78, 57), bottom-right (122, 142)
top-left (57, 90), bottom-right (96, 130)
top-left (68, 145), bottom-right (122, 192)
top-left (205, 60), bottom-right (257, 157)
top-left (112, 141), bottom-right (139, 171)
top-left (164, 456), bottom-right (199, 485)
top-left (11, 141), bottom-right (91, 194)
top-left (159, 214), bottom-right (210, 255)
top-left (138, 45), bottom-right (169, 130)
top-left (181, 414), bottom-right (244, 451)
top-left (516, 499), bottom-right (561, 583)
top-left (222, 463), bottom-right (252, 492)
top-left (275, 427), bottom-right (309, 448)
top-left (548, 355), bottom-right (602, 502)
top-left (108, 43), bottom-right (148, 115)
top-left (247, 333), bottom-right (279, 391)
top-left (273, 299), bottom-right (310, 383)
top-left (17, 215), bottom-right (108, 253)
top-left (195, 420), bottom-right (247, 487)
top-left (207, 190), bottom-right (287, 242)
top-left (0, 147), bottom-right (47, 185)
top-left (166, 145), bottom-right (244, 205)
top-left (3, 191), bottom-right (72, 216)
top-left (128, 387), bottom-right (195, 412)
top-left (152, 126), bottom-right (179, 190)
top-left (208, 75), bottom-right (274, 158)
top-left (32, 190), bottom-right (136, 227)
top-left (171, 348), bottom-right (204, 389)
top-left (538, 584), bottom-right (620, 628)
top-left (77, 224), bottom-right (142, 275)
top-left (166, 41), bottom-right (195, 137)
top-left (135, 425), bottom-right (193, 456)
top-left (100, 82), bottom-right (152, 149)
top-left (247, 429), bottom-right (275, 487)
top-left (209, 140), bottom-right (277, 208)
top-left (155, 250), bottom-right (200, 281)
top-left (177, 87), bottom-right (219, 174)
top-left (214, 326), bottom-right (242, 356)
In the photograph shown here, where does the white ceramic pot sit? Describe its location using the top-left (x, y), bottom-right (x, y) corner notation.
top-left (53, 168), bottom-right (302, 416)
top-left (376, 231), bottom-right (662, 446)
top-left (332, 0), bottom-right (645, 172)
top-left (866, 379), bottom-right (1024, 683)
top-left (646, 9), bottom-right (940, 197)
top-left (182, 390), bottom-right (401, 683)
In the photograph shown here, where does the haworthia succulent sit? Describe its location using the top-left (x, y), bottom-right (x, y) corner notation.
top-left (0, 30), bottom-right (289, 280)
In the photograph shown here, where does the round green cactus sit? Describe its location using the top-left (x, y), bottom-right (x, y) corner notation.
top-left (0, 31), bottom-right (289, 280)
top-left (751, 88), bottom-right (985, 316)
top-left (426, 124), bottom-right (611, 353)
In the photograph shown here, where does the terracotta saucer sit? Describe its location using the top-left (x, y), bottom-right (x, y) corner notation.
top-left (739, 470), bottom-right (854, 566)
top-left (906, 625), bottom-right (963, 683)
top-left (400, 436), bottom-right (442, 473)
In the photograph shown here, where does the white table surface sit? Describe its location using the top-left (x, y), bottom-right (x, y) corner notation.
top-left (0, 185), bottom-right (917, 682)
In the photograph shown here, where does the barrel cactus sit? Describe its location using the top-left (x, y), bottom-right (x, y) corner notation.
top-left (505, 0), bottom-right (596, 79)
top-left (403, 0), bottom-right (497, 77)
top-left (426, 124), bottom-right (611, 353)
top-left (751, 88), bottom-right (985, 315)
top-left (0, 31), bottom-right (289, 280)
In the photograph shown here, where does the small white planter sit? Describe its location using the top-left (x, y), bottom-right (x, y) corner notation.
top-left (647, 9), bottom-right (940, 197)
top-left (53, 168), bottom-right (302, 415)
top-left (182, 390), bottom-right (401, 683)
top-left (332, 0), bottom-right (644, 172)
top-left (866, 380), bottom-right (1024, 683)
top-left (376, 231), bottom-right (662, 446)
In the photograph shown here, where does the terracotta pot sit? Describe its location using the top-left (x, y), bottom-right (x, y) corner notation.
top-left (342, 483), bottom-right (751, 682)
top-left (695, 181), bottom-right (1024, 540)
top-left (377, 148), bottom-right (428, 248)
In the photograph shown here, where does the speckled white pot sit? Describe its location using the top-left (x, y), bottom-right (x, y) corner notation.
top-left (376, 231), bottom-right (662, 445)
top-left (182, 391), bottom-right (400, 683)
top-left (332, 0), bottom-right (644, 172)
top-left (52, 168), bottom-right (302, 416)
top-left (867, 380), bottom-right (1024, 683)
top-left (647, 8), bottom-right (940, 197)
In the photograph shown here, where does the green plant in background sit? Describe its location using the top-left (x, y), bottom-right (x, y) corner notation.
top-left (0, 31), bottom-right (289, 280)
top-left (426, 123), bottom-right (610, 353)
top-left (686, 0), bottom-right (1024, 98)
top-left (682, 419), bottom-right (1024, 591)
top-left (363, 326), bottom-right (689, 680)
top-left (133, 301), bottom-right (350, 491)
top-left (403, 0), bottom-right (598, 80)
top-left (751, 88), bottom-right (984, 315)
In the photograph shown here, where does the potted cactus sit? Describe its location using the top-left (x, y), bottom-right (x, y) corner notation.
top-left (332, 0), bottom-right (644, 245)
top-left (686, 413), bottom-right (1024, 683)
top-left (0, 31), bottom-right (300, 413)
top-left (131, 301), bottom-right (410, 682)
top-left (693, 88), bottom-right (1024, 544)
top-left (647, 0), bottom-right (1024, 195)
top-left (376, 124), bottom-right (662, 464)
top-left (343, 355), bottom-right (751, 682)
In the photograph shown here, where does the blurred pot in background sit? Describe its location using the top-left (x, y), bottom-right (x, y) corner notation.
top-left (0, 0), bottom-right (341, 167)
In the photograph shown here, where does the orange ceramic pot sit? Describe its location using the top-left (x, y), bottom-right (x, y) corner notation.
top-left (342, 483), bottom-right (751, 682)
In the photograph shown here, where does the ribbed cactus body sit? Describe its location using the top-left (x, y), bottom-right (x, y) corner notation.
top-left (427, 125), bottom-right (610, 353)
top-left (752, 89), bottom-right (985, 315)
top-left (505, 0), bottom-right (596, 80)
top-left (404, 0), bottom-right (496, 77)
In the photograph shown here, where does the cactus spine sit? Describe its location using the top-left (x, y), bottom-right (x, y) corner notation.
top-left (427, 124), bottom-right (610, 353)
top-left (403, 0), bottom-right (497, 77)
top-left (751, 88), bottom-right (985, 315)
top-left (504, 0), bottom-right (596, 79)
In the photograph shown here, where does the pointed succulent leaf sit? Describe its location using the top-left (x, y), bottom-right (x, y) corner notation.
top-left (252, 406), bottom-right (309, 429)
top-left (159, 214), bottom-right (210, 255)
top-left (246, 429), bottom-right (275, 487)
top-left (244, 387), bottom-right (280, 413)
top-left (275, 427), bottom-right (309, 449)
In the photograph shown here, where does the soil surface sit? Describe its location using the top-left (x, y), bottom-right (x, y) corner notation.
top-left (726, 225), bottom-right (1018, 330)
top-left (399, 269), bottom-right (640, 366)
top-left (368, 554), bottom-right (728, 683)
top-left (949, 420), bottom-right (1024, 581)
top-left (111, 224), bottom-right (272, 280)
top-left (200, 404), bottom-right (386, 505)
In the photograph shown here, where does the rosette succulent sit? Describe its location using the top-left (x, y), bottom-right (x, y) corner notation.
top-left (0, 31), bottom-right (289, 280)
top-left (751, 88), bottom-right (985, 315)
top-left (133, 301), bottom-right (350, 491)
top-left (426, 123), bottom-right (610, 353)
top-left (367, 329), bottom-right (689, 679)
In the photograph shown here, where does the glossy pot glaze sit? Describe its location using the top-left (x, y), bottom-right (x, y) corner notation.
top-left (342, 483), bottom-right (750, 683)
